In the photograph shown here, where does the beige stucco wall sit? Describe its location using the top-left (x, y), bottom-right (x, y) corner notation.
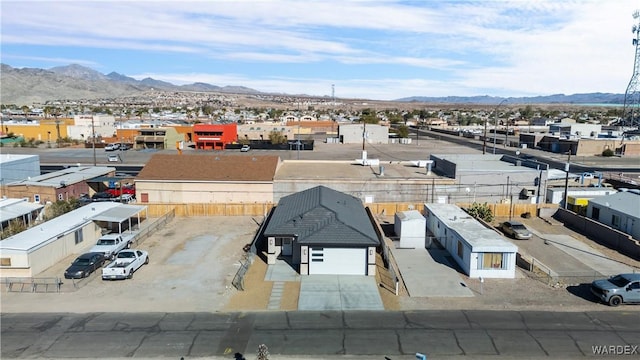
top-left (576, 138), bottom-right (640, 156)
top-left (135, 182), bottom-right (274, 203)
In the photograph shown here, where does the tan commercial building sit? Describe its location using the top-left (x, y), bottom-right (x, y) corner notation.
top-left (134, 154), bottom-right (281, 204)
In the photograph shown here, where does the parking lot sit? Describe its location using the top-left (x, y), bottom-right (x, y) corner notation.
top-left (2, 214), bottom-right (639, 314)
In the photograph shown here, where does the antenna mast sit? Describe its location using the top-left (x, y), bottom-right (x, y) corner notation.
top-left (622, 10), bottom-right (640, 128)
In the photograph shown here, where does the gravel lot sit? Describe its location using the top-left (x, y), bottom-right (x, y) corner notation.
top-left (2, 215), bottom-right (638, 314)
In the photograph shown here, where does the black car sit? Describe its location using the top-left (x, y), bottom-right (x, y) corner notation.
top-left (64, 252), bottom-right (106, 279)
top-left (92, 191), bottom-right (115, 202)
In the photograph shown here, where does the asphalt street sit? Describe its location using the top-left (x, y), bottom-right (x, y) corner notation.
top-left (2, 310), bottom-right (639, 359)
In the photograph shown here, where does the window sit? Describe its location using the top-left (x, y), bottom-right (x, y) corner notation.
top-left (58, 193), bottom-right (63, 201)
top-left (74, 229), bottom-right (84, 244)
top-left (592, 207), bottom-right (600, 220)
top-left (612, 214), bottom-right (620, 228)
top-left (479, 253), bottom-right (505, 270)
top-left (457, 241), bottom-right (464, 259)
top-left (34, 194), bottom-right (40, 203)
top-left (1, 258), bottom-right (11, 266)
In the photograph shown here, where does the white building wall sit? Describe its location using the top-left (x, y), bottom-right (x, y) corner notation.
top-left (0, 154), bottom-right (40, 184)
top-left (70, 115), bottom-right (117, 139)
top-left (339, 124), bottom-right (388, 144)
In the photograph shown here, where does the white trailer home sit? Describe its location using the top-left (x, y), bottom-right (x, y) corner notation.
top-left (423, 203), bottom-right (518, 279)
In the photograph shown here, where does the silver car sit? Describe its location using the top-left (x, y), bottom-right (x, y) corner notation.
top-left (591, 273), bottom-right (640, 306)
top-left (499, 221), bottom-right (532, 240)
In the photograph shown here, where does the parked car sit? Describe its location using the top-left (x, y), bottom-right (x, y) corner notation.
top-left (92, 191), bottom-right (115, 202)
top-left (104, 143), bottom-right (120, 151)
top-left (107, 154), bottom-right (120, 162)
top-left (117, 193), bottom-right (135, 203)
top-left (89, 234), bottom-right (131, 260)
top-left (119, 143), bottom-right (131, 151)
top-left (499, 221), bottom-right (532, 240)
top-left (590, 273), bottom-right (640, 306)
top-left (64, 252), bottom-right (106, 279)
top-left (106, 185), bottom-right (135, 197)
top-left (240, 144), bottom-right (251, 152)
top-left (102, 249), bottom-right (149, 280)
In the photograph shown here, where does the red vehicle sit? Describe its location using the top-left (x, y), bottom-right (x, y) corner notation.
top-left (106, 185), bottom-right (135, 197)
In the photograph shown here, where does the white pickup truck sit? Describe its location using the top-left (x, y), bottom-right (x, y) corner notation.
top-left (101, 249), bottom-right (149, 280)
top-left (89, 234), bottom-right (131, 260)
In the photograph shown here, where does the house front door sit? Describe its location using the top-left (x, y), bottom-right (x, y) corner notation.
top-left (282, 238), bottom-right (292, 256)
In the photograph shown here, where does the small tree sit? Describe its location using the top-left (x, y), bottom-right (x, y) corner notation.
top-left (268, 130), bottom-right (287, 144)
top-left (466, 202), bottom-right (494, 223)
top-left (396, 125), bottom-right (409, 138)
top-left (602, 148), bottom-right (614, 157)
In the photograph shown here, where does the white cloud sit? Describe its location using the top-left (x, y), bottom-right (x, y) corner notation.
top-left (2, 0), bottom-right (638, 99)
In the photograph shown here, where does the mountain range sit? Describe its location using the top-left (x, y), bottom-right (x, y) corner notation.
top-left (0, 63), bottom-right (629, 106)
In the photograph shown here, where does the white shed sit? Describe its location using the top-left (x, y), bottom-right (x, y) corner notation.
top-left (394, 210), bottom-right (426, 248)
top-left (423, 203), bottom-right (518, 279)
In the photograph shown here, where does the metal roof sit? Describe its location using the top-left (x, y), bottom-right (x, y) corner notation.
top-left (0, 202), bottom-right (121, 253)
top-left (264, 185), bottom-right (380, 246)
top-left (0, 198), bottom-right (44, 224)
top-left (425, 203), bottom-right (518, 253)
top-left (6, 166), bottom-right (116, 188)
top-left (89, 205), bottom-right (146, 223)
top-left (589, 190), bottom-right (640, 219)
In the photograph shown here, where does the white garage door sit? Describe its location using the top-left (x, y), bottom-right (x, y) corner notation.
top-left (309, 247), bottom-right (366, 275)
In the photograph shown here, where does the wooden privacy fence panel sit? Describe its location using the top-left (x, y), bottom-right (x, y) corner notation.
top-left (144, 202), bottom-right (542, 218)
top-left (145, 203), bottom-right (274, 217)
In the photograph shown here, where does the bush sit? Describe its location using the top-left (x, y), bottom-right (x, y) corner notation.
top-left (466, 202), bottom-right (494, 223)
top-left (602, 148), bottom-right (614, 157)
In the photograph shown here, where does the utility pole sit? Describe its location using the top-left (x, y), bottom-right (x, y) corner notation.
top-left (362, 121), bottom-right (366, 151)
top-left (92, 116), bottom-right (97, 166)
top-left (483, 117), bottom-right (488, 154)
top-left (563, 150), bottom-right (571, 209)
top-left (493, 99), bottom-right (507, 154)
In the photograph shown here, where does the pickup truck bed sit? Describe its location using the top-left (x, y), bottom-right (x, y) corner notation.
top-left (102, 249), bottom-right (149, 280)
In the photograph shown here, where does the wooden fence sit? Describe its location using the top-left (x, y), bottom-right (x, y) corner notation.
top-left (144, 202), bottom-right (555, 219)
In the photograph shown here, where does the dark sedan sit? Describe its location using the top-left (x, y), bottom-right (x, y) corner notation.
top-left (64, 252), bottom-right (106, 279)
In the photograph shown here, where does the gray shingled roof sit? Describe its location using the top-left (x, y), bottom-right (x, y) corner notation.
top-left (264, 186), bottom-right (380, 246)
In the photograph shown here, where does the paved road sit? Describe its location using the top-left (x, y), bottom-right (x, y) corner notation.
top-left (2, 311), bottom-right (639, 359)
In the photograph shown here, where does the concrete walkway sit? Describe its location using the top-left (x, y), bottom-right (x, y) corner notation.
top-left (391, 246), bottom-right (474, 298)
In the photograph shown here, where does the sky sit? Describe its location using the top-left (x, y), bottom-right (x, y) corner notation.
top-left (1, 0), bottom-right (639, 101)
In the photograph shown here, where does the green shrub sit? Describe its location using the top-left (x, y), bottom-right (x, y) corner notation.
top-left (602, 148), bottom-right (614, 157)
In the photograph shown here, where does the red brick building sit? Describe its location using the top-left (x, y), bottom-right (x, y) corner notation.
top-left (193, 123), bottom-right (238, 150)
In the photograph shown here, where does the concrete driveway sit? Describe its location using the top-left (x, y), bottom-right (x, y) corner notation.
top-left (297, 275), bottom-right (384, 311)
top-left (264, 259), bottom-right (384, 311)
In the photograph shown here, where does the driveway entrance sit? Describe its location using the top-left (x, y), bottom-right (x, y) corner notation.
top-left (298, 275), bottom-right (384, 310)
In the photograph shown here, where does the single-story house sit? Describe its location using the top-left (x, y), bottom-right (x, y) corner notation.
top-left (423, 203), bottom-right (518, 278)
top-left (264, 185), bottom-right (380, 276)
top-left (0, 202), bottom-right (147, 278)
top-left (4, 166), bottom-right (116, 204)
top-left (586, 189), bottom-right (640, 240)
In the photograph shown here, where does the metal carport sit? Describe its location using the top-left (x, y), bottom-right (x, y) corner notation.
top-left (89, 204), bottom-right (147, 234)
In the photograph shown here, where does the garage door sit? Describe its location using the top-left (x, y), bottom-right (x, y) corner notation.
top-left (309, 247), bottom-right (366, 275)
